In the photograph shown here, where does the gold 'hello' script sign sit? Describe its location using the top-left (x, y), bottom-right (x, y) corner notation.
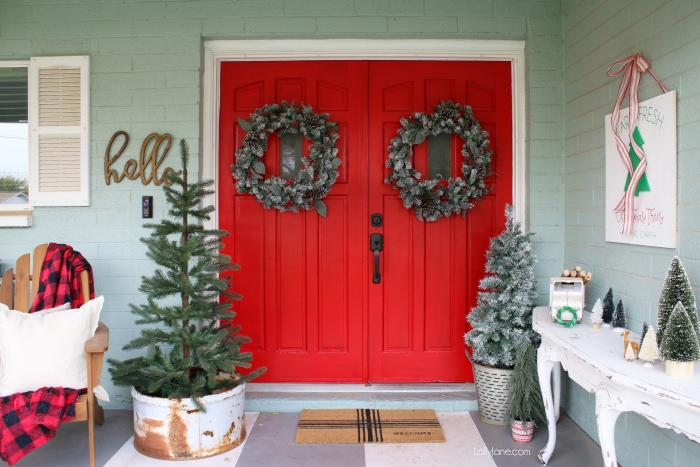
top-left (104, 131), bottom-right (181, 186)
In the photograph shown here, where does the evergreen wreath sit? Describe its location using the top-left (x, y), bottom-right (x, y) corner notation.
top-left (385, 101), bottom-right (492, 221)
top-left (232, 101), bottom-right (341, 217)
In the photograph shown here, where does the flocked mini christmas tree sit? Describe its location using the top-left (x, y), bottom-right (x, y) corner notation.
top-left (108, 139), bottom-right (265, 408)
top-left (640, 321), bottom-right (649, 347)
top-left (660, 302), bottom-right (700, 363)
top-left (638, 325), bottom-right (660, 366)
top-left (602, 288), bottom-right (614, 325)
top-left (465, 205), bottom-right (538, 369)
top-left (590, 298), bottom-right (603, 329)
top-left (657, 256), bottom-right (699, 347)
top-left (612, 299), bottom-right (627, 330)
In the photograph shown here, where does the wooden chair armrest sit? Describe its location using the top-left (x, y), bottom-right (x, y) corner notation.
top-left (85, 322), bottom-right (109, 353)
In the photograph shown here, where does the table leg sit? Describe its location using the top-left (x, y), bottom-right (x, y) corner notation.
top-left (537, 351), bottom-right (557, 465)
top-left (553, 361), bottom-right (561, 422)
top-left (596, 389), bottom-right (622, 467)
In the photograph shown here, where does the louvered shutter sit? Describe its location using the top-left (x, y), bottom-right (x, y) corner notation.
top-left (28, 56), bottom-right (89, 206)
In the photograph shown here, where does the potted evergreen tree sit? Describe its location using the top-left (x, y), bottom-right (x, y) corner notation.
top-left (108, 140), bottom-right (265, 460)
top-left (505, 338), bottom-right (545, 442)
top-left (464, 204), bottom-right (538, 425)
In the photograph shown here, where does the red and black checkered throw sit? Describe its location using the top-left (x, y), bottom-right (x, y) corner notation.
top-left (0, 387), bottom-right (85, 466)
top-left (29, 243), bottom-right (94, 312)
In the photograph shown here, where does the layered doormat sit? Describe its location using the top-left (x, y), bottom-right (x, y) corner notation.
top-left (295, 408), bottom-right (445, 444)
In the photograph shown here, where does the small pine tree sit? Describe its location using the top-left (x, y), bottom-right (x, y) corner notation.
top-left (505, 339), bottom-right (545, 423)
top-left (108, 140), bottom-right (265, 409)
top-left (640, 321), bottom-right (649, 347)
top-left (638, 326), bottom-right (660, 364)
top-left (657, 257), bottom-right (699, 347)
top-left (612, 300), bottom-right (626, 329)
top-left (590, 298), bottom-right (603, 326)
top-left (602, 288), bottom-right (614, 324)
top-left (660, 302), bottom-right (700, 362)
top-left (465, 205), bottom-right (538, 369)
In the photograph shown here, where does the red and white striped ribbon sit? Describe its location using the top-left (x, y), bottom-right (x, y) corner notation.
top-left (606, 54), bottom-right (669, 234)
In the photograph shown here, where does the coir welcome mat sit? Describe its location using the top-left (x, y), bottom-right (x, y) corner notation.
top-left (295, 408), bottom-right (445, 444)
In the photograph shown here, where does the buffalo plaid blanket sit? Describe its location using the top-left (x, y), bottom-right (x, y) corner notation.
top-left (0, 388), bottom-right (85, 465)
top-left (29, 243), bottom-right (95, 312)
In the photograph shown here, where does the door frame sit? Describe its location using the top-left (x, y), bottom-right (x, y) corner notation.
top-left (202, 39), bottom-right (527, 229)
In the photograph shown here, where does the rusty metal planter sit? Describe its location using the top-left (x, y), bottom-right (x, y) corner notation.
top-left (131, 384), bottom-right (246, 460)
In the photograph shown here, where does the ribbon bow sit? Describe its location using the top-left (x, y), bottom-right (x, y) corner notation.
top-left (606, 54), bottom-right (668, 235)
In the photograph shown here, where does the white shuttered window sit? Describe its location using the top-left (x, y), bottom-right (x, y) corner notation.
top-left (29, 56), bottom-right (89, 206)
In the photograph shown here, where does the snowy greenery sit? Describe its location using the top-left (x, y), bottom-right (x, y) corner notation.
top-left (657, 256), bottom-right (699, 347)
top-left (602, 288), bottom-right (614, 324)
top-left (612, 300), bottom-right (626, 329)
top-left (660, 302), bottom-right (700, 362)
top-left (505, 339), bottom-right (545, 423)
top-left (232, 102), bottom-right (340, 217)
top-left (590, 298), bottom-right (603, 325)
top-left (638, 325), bottom-right (659, 363)
top-left (385, 101), bottom-right (491, 221)
top-left (109, 140), bottom-right (265, 409)
top-left (465, 205), bottom-right (538, 369)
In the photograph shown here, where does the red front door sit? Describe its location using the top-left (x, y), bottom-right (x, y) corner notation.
top-left (218, 60), bottom-right (511, 383)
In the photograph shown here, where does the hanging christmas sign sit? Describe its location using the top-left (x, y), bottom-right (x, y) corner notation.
top-left (385, 101), bottom-right (491, 221)
top-left (604, 54), bottom-right (676, 248)
top-left (232, 102), bottom-right (340, 217)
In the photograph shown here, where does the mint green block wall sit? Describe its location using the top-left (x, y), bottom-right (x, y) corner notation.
top-left (562, 0), bottom-right (700, 465)
top-left (0, 0), bottom-right (564, 409)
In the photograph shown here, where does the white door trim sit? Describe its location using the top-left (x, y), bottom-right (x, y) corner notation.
top-left (202, 39), bottom-right (527, 227)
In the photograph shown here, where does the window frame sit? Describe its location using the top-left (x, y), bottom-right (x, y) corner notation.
top-left (0, 55), bottom-right (90, 227)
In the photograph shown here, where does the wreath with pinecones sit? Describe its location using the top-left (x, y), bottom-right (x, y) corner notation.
top-left (232, 102), bottom-right (340, 217)
top-left (385, 101), bottom-right (492, 221)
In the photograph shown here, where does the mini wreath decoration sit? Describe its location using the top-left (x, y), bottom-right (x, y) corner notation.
top-left (232, 102), bottom-right (341, 217)
top-left (385, 101), bottom-right (492, 221)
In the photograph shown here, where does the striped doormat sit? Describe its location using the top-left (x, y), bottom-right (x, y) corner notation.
top-left (295, 408), bottom-right (445, 444)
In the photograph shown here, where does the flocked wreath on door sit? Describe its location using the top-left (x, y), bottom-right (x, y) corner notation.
top-left (232, 101), bottom-right (341, 217)
top-left (385, 101), bottom-right (492, 221)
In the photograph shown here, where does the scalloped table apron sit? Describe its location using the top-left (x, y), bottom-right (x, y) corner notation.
top-left (218, 60), bottom-right (512, 383)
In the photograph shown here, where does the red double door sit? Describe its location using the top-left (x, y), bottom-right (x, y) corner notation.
top-left (219, 60), bottom-right (511, 383)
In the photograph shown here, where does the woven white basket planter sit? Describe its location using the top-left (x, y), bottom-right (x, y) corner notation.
top-left (471, 360), bottom-right (514, 426)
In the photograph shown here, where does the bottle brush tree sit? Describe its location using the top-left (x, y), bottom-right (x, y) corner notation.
top-left (638, 325), bottom-right (660, 365)
top-left (660, 302), bottom-right (700, 363)
top-left (505, 338), bottom-right (545, 423)
top-left (657, 256), bottom-right (699, 347)
top-left (108, 140), bottom-right (265, 409)
top-left (612, 299), bottom-right (626, 329)
top-left (602, 288), bottom-right (614, 325)
top-left (465, 204), bottom-right (538, 369)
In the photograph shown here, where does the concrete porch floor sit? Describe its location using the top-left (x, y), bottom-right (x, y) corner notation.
top-left (9, 384), bottom-right (604, 466)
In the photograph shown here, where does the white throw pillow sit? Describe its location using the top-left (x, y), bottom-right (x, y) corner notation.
top-left (0, 295), bottom-right (103, 396)
top-left (35, 301), bottom-right (72, 315)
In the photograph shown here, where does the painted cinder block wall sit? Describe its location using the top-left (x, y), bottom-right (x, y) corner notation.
top-left (0, 0), bottom-right (564, 405)
top-left (561, 1), bottom-right (700, 465)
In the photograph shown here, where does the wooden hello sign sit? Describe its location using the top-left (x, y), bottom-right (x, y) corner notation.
top-left (104, 131), bottom-right (181, 186)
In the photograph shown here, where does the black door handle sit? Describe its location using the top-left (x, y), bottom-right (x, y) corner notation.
top-left (370, 233), bottom-right (383, 284)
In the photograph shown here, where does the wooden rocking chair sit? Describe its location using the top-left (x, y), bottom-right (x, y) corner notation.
top-left (0, 244), bottom-right (109, 467)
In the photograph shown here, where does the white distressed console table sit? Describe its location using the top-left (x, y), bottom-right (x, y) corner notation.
top-left (533, 306), bottom-right (700, 465)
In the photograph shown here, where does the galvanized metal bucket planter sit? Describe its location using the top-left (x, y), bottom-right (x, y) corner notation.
top-left (470, 360), bottom-right (514, 426)
top-left (131, 383), bottom-right (247, 460)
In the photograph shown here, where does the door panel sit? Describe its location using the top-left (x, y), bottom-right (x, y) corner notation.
top-left (219, 61), bottom-right (366, 382)
top-left (219, 60), bottom-right (511, 383)
top-left (367, 61), bottom-right (512, 382)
